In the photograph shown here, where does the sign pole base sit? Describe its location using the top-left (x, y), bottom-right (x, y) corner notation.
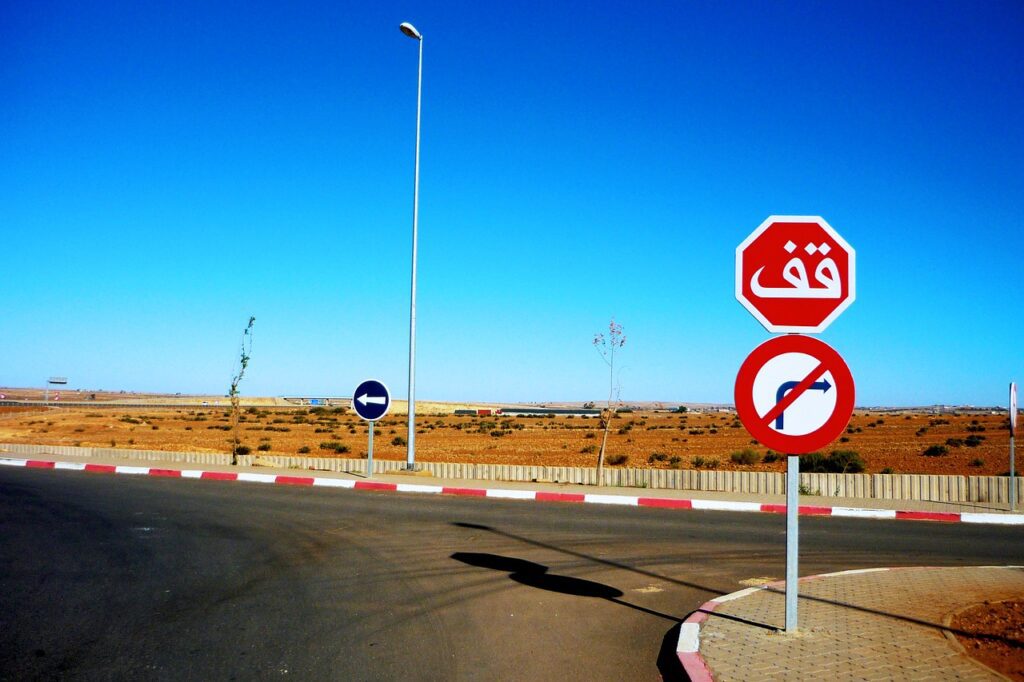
top-left (786, 454), bottom-right (799, 633)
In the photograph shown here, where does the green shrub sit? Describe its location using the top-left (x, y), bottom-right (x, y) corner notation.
top-left (880, 467), bottom-right (895, 474)
top-left (829, 450), bottom-right (866, 473)
top-left (233, 445), bottom-right (251, 456)
top-left (297, 446), bottom-right (310, 454)
top-left (969, 458), bottom-right (984, 467)
top-left (945, 438), bottom-right (964, 448)
top-left (923, 444), bottom-right (949, 457)
top-left (648, 452), bottom-right (668, 463)
top-left (730, 448), bottom-right (760, 465)
top-left (763, 451), bottom-right (782, 463)
top-left (580, 444), bottom-right (597, 454)
top-left (799, 452), bottom-right (828, 472)
top-left (489, 430), bottom-right (505, 438)
top-left (668, 456), bottom-right (682, 466)
top-left (692, 456), bottom-right (706, 468)
top-left (965, 435), bottom-right (985, 447)
top-left (392, 436), bottom-right (407, 446)
top-left (799, 450), bottom-right (865, 473)
top-left (257, 443), bottom-right (271, 452)
top-left (606, 453), bottom-right (629, 466)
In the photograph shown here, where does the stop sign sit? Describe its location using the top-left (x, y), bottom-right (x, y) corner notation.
top-left (736, 215), bottom-right (855, 333)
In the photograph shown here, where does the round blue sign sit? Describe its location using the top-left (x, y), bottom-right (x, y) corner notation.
top-left (352, 379), bottom-right (391, 421)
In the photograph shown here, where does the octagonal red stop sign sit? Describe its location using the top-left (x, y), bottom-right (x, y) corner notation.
top-left (736, 216), bottom-right (855, 333)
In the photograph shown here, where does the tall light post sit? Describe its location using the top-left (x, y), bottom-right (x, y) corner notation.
top-left (400, 21), bottom-right (422, 470)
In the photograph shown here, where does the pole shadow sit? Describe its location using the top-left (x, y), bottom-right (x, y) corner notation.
top-left (452, 551), bottom-right (689, 679)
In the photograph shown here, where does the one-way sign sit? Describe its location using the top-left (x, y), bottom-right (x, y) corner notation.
top-left (352, 380), bottom-right (391, 421)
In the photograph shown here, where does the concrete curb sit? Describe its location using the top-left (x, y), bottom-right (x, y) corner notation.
top-left (4, 457), bottom-right (1024, 528)
top-left (674, 566), bottom-right (1024, 680)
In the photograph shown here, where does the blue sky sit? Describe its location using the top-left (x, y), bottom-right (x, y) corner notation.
top-left (2, 1), bottom-right (1021, 406)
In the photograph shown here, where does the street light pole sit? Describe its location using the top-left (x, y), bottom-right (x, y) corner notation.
top-left (400, 21), bottom-right (422, 470)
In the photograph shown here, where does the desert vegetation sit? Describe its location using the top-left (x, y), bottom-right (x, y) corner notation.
top-left (0, 405), bottom-right (1014, 476)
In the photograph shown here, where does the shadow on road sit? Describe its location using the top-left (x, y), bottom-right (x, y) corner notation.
top-left (452, 551), bottom-right (689, 680)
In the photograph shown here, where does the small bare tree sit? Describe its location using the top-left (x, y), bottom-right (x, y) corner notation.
top-left (229, 316), bottom-right (255, 465)
top-left (593, 318), bottom-right (625, 486)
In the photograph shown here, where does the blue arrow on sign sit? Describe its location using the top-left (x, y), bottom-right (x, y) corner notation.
top-left (352, 379), bottom-right (391, 421)
top-left (774, 379), bottom-right (831, 430)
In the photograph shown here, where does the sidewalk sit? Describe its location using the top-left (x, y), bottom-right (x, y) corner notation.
top-left (679, 566), bottom-right (1024, 681)
top-left (1, 448), bottom-right (1023, 524)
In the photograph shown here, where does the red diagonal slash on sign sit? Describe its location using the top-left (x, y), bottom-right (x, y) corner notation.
top-left (759, 360), bottom-right (828, 427)
top-left (734, 335), bottom-right (855, 455)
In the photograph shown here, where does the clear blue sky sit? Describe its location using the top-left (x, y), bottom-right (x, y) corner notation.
top-left (2, 1), bottom-right (1022, 406)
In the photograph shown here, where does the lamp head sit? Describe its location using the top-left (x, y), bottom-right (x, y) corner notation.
top-left (399, 22), bottom-right (421, 40)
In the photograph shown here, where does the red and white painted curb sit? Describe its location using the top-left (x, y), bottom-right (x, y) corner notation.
top-left (677, 567), bottom-right (898, 681)
top-left (2, 457), bottom-right (1022, 527)
top-left (675, 565), bottom-right (1024, 680)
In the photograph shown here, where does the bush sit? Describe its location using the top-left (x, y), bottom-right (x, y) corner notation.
top-left (257, 443), bottom-right (271, 452)
top-left (392, 436), bottom-right (407, 446)
top-left (489, 430), bottom-right (505, 438)
top-left (319, 441), bottom-right (349, 453)
top-left (692, 456), bottom-right (706, 468)
top-left (965, 435), bottom-right (985, 447)
top-left (648, 452), bottom-right (668, 463)
top-left (829, 450), bottom-right (866, 473)
top-left (668, 456), bottom-right (682, 466)
top-left (580, 444), bottom-right (597, 454)
top-left (730, 448), bottom-right (760, 465)
top-left (969, 458), bottom-right (984, 467)
top-left (763, 451), bottom-right (782, 464)
top-left (923, 444), bottom-right (949, 457)
top-left (799, 452), bottom-right (828, 472)
top-left (297, 446), bottom-right (311, 454)
top-left (880, 467), bottom-right (895, 474)
top-left (799, 450), bottom-right (865, 473)
top-left (233, 445), bottom-right (251, 456)
top-left (606, 454), bottom-right (629, 466)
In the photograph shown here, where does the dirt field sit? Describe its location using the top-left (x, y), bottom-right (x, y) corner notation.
top-left (952, 599), bottom-right (1024, 681)
top-left (0, 405), bottom-right (1014, 476)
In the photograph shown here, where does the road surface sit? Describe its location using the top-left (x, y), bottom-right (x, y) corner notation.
top-left (2, 467), bottom-right (1023, 680)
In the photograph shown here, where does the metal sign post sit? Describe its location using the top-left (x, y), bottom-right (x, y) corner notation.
top-left (367, 420), bottom-right (375, 479)
top-left (352, 379), bottom-right (391, 480)
top-left (786, 455), bottom-right (799, 632)
top-left (1011, 382), bottom-right (1017, 512)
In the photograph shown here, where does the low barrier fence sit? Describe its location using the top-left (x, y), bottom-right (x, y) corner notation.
top-left (2, 442), bottom-right (1020, 505)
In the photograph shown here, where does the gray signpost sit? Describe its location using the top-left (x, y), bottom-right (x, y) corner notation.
top-left (352, 380), bottom-right (391, 479)
top-left (1011, 382), bottom-right (1017, 512)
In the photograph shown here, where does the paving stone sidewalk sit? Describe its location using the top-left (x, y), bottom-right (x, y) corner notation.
top-left (690, 566), bottom-right (1024, 681)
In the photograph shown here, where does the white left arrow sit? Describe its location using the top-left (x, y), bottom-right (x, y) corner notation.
top-left (357, 394), bottom-right (387, 406)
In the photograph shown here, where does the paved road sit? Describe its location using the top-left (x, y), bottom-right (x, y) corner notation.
top-left (2, 467), bottom-right (1023, 680)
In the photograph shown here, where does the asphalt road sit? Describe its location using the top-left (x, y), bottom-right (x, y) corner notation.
top-left (2, 467), bottom-right (1024, 680)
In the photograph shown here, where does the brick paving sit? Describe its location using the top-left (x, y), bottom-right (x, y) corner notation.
top-left (697, 566), bottom-right (1024, 681)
